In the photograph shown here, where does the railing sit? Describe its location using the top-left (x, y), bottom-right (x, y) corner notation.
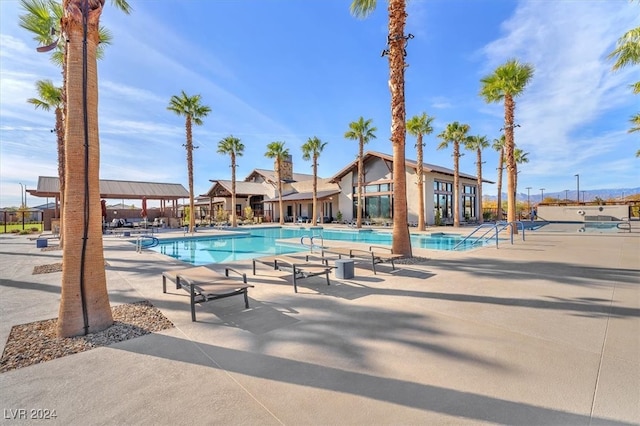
top-left (136, 235), bottom-right (159, 253)
top-left (453, 224), bottom-right (500, 250)
top-left (300, 231), bottom-right (324, 253)
top-left (453, 221), bottom-right (526, 250)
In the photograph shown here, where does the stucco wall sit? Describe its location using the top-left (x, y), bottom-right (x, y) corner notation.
top-left (537, 205), bottom-right (629, 222)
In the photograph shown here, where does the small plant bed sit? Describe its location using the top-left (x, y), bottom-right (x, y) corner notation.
top-left (0, 301), bottom-right (174, 373)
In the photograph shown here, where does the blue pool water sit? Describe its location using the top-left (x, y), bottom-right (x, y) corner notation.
top-left (149, 227), bottom-right (479, 266)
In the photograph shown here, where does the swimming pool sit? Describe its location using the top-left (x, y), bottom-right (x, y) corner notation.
top-left (149, 227), bottom-right (481, 265)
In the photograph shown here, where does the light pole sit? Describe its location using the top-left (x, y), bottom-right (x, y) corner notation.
top-left (19, 183), bottom-right (24, 207)
top-left (581, 191), bottom-right (586, 203)
top-left (574, 173), bottom-right (579, 203)
top-left (540, 188), bottom-right (545, 203)
top-left (565, 189), bottom-right (569, 202)
top-left (526, 186), bottom-right (531, 212)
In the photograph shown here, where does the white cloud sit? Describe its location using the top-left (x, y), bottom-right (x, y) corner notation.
top-left (478, 0), bottom-right (639, 190)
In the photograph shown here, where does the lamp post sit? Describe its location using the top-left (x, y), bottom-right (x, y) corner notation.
top-left (581, 191), bottom-right (586, 203)
top-left (565, 189), bottom-right (569, 202)
top-left (540, 188), bottom-right (545, 203)
top-left (19, 183), bottom-right (24, 207)
top-left (18, 183), bottom-right (25, 230)
top-left (574, 173), bottom-right (580, 204)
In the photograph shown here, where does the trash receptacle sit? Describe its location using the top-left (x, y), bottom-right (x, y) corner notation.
top-left (335, 259), bottom-right (354, 279)
top-left (36, 239), bottom-right (48, 248)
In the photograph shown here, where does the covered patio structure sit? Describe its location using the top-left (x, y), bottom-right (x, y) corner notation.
top-left (27, 176), bottom-right (189, 230)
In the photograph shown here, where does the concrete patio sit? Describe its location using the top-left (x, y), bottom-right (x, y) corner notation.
top-left (0, 225), bottom-right (638, 425)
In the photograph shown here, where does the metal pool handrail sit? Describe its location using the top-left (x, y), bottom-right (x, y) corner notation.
top-left (136, 235), bottom-right (159, 253)
top-left (453, 223), bottom-right (500, 250)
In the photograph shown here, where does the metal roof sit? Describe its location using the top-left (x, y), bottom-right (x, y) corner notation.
top-left (205, 180), bottom-right (269, 197)
top-left (28, 176), bottom-right (189, 200)
top-left (244, 169), bottom-right (315, 184)
top-left (265, 189), bottom-right (341, 202)
top-left (329, 151), bottom-right (494, 183)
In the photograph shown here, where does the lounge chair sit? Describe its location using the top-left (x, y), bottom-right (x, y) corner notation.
top-left (252, 254), bottom-right (334, 293)
top-left (162, 266), bottom-right (253, 321)
top-left (321, 245), bottom-right (404, 274)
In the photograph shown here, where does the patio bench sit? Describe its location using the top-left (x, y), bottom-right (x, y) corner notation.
top-left (252, 255), bottom-right (334, 293)
top-left (321, 245), bottom-right (403, 274)
top-left (162, 266), bottom-right (253, 321)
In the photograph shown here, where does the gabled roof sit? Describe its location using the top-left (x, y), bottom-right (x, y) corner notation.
top-left (206, 180), bottom-right (269, 197)
top-left (329, 151), bottom-right (494, 183)
top-left (27, 176), bottom-right (189, 200)
top-left (265, 189), bottom-right (341, 203)
top-left (244, 168), bottom-right (315, 184)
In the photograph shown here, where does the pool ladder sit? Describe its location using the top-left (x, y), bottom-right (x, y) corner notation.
top-left (453, 221), bottom-right (525, 250)
top-left (136, 235), bottom-right (160, 253)
top-left (300, 232), bottom-right (324, 253)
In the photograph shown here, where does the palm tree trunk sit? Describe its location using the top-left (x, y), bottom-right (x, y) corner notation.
top-left (496, 148), bottom-right (504, 221)
top-left (55, 106), bottom-right (65, 247)
top-left (357, 139), bottom-right (364, 228)
top-left (185, 116), bottom-right (195, 233)
top-left (231, 154), bottom-right (237, 227)
top-left (504, 95), bottom-right (517, 234)
top-left (312, 156), bottom-right (318, 224)
top-left (417, 135), bottom-right (425, 231)
top-left (453, 141), bottom-right (460, 227)
top-left (58, 0), bottom-right (112, 337)
top-left (277, 162), bottom-right (284, 225)
top-left (476, 148), bottom-right (483, 224)
top-left (388, 0), bottom-right (411, 256)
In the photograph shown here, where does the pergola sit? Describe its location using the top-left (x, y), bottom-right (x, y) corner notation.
top-left (27, 176), bottom-right (189, 218)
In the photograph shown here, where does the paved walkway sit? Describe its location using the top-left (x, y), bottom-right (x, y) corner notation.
top-left (0, 226), bottom-right (639, 425)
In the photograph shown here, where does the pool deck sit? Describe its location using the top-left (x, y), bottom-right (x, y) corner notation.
top-left (0, 224), bottom-right (639, 425)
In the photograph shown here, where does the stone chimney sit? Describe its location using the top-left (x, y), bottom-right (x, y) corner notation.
top-left (275, 155), bottom-right (293, 181)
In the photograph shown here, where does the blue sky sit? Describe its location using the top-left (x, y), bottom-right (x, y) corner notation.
top-left (1, 0), bottom-right (638, 208)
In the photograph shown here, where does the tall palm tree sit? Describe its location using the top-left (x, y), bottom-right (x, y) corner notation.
top-left (437, 122), bottom-right (470, 227)
top-left (344, 117), bottom-right (377, 228)
top-left (56, 0), bottom-right (131, 337)
top-left (265, 141), bottom-right (289, 225)
top-left (480, 59), bottom-right (534, 231)
top-left (608, 25), bottom-right (640, 137)
top-left (492, 135), bottom-right (506, 221)
top-left (167, 91), bottom-right (211, 233)
top-left (350, 0), bottom-right (412, 256)
top-left (28, 79), bottom-right (66, 243)
top-left (465, 135), bottom-right (490, 224)
top-left (19, 0), bottom-right (119, 250)
top-left (217, 135), bottom-right (244, 228)
top-left (514, 148), bottom-right (529, 204)
top-left (301, 136), bottom-right (327, 225)
top-left (406, 112), bottom-right (434, 231)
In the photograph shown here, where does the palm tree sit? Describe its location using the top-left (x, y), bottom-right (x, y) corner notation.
top-left (217, 135), bottom-right (244, 228)
top-left (167, 91), bottom-right (211, 233)
top-left (492, 135), bottom-right (506, 221)
top-left (514, 148), bottom-right (529, 203)
top-left (406, 112), bottom-right (434, 230)
top-left (350, 0), bottom-right (412, 256)
top-left (19, 0), bottom-right (120, 251)
top-left (630, 114), bottom-right (640, 134)
top-left (55, 0), bottom-right (131, 337)
top-left (480, 59), bottom-right (534, 231)
top-left (265, 141), bottom-right (289, 225)
top-left (437, 122), bottom-right (470, 227)
top-left (608, 25), bottom-right (640, 137)
top-left (28, 79), bottom-right (65, 244)
top-left (465, 135), bottom-right (490, 224)
top-left (301, 136), bottom-right (327, 225)
top-left (344, 117), bottom-right (377, 228)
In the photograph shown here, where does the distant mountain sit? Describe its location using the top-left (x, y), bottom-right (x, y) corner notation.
top-left (484, 187), bottom-right (640, 203)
